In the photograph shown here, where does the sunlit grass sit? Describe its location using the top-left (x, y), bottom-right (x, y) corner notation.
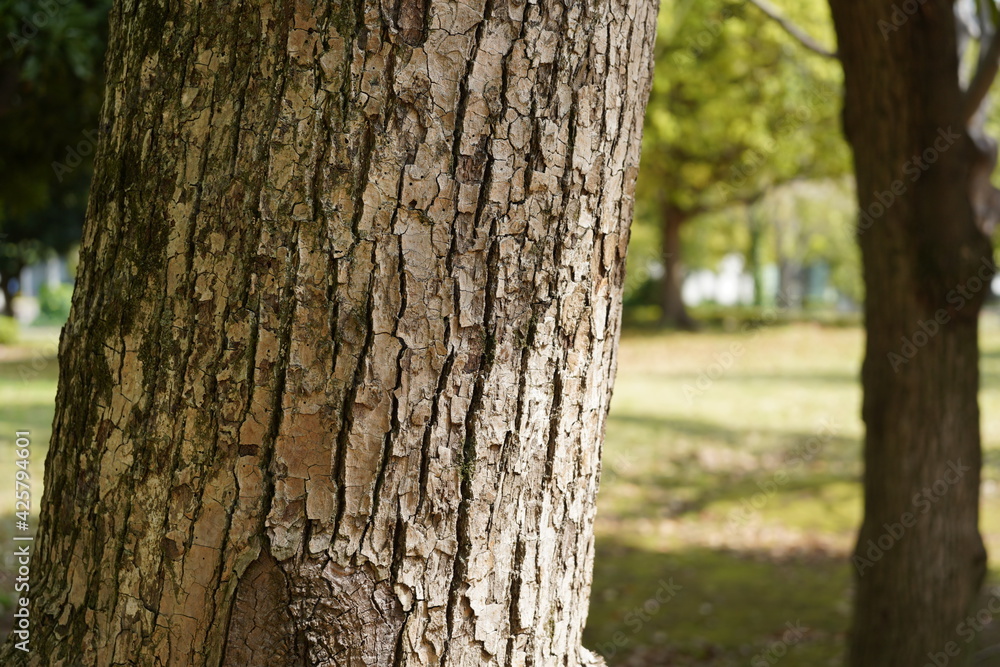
top-left (587, 317), bottom-right (1000, 665)
top-left (0, 327), bottom-right (59, 621)
top-left (0, 328), bottom-right (59, 516)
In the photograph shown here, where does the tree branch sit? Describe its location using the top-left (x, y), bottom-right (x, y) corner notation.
top-left (746, 0), bottom-right (839, 60)
top-left (964, 33), bottom-right (1000, 124)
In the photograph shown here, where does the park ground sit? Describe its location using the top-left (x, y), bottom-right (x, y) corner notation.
top-left (1, 322), bottom-right (1000, 664)
top-left (586, 319), bottom-right (1000, 665)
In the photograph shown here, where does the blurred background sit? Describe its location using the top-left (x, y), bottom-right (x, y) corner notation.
top-left (0, 1), bottom-right (998, 665)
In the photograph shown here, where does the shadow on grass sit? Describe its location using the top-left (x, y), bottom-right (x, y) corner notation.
top-left (0, 511), bottom-right (41, 639)
top-left (585, 540), bottom-right (1000, 667)
top-left (584, 539), bottom-right (850, 667)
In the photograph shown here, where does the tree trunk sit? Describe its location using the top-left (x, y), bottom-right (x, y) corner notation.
top-left (828, 2), bottom-right (991, 665)
top-left (774, 220), bottom-right (801, 310)
top-left (659, 204), bottom-right (696, 329)
top-left (776, 257), bottom-right (799, 309)
top-left (1, 272), bottom-right (16, 318)
top-left (800, 264), bottom-right (813, 310)
top-left (747, 205), bottom-right (764, 307)
top-left (5, 0), bottom-right (658, 665)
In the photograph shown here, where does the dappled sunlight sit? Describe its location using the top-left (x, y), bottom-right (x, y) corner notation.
top-left (589, 321), bottom-right (1000, 665)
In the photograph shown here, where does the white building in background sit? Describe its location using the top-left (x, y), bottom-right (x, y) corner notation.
top-left (21, 255), bottom-right (71, 296)
top-left (682, 254), bottom-right (755, 306)
top-left (680, 252), bottom-right (857, 309)
top-left (1, 255), bottom-right (72, 323)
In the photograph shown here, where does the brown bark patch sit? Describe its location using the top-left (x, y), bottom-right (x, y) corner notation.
top-left (397, 0), bottom-right (429, 46)
top-left (222, 550), bottom-right (305, 667)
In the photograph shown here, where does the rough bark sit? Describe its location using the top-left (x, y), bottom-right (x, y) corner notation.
top-left (3, 0), bottom-right (658, 665)
top-left (828, 2), bottom-right (991, 664)
top-left (658, 204), bottom-right (695, 330)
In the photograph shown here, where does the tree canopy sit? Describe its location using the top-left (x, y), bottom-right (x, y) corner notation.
top-left (639, 0), bottom-right (848, 213)
top-left (626, 0), bottom-right (852, 319)
top-left (0, 0), bottom-right (109, 306)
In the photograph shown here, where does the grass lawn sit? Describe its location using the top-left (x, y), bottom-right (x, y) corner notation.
top-left (585, 317), bottom-right (1000, 665)
top-left (0, 327), bottom-right (60, 624)
top-left (2, 321), bottom-right (1000, 662)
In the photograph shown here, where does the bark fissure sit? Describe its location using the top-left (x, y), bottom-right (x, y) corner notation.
top-left (330, 250), bottom-right (378, 545)
top-left (443, 218), bottom-right (502, 663)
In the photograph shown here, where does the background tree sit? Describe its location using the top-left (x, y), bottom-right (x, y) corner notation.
top-left (818, 0), bottom-right (998, 663)
top-left (754, 178), bottom-right (859, 307)
top-left (653, 178), bottom-right (860, 313)
top-left (635, 0), bottom-right (848, 328)
top-left (0, 0), bottom-right (659, 665)
top-left (0, 0), bottom-right (109, 315)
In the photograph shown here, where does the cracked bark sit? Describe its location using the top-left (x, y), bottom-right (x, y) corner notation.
top-left (2, 0), bottom-right (658, 665)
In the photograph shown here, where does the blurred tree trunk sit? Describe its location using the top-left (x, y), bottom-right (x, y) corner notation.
top-left (774, 217), bottom-right (803, 309)
top-left (3, 0), bottom-right (658, 665)
top-left (828, 2), bottom-right (991, 665)
top-left (747, 205), bottom-right (764, 307)
top-left (800, 264), bottom-right (813, 310)
top-left (0, 270), bottom-right (18, 318)
top-left (659, 204), bottom-right (696, 329)
top-left (776, 258), bottom-right (799, 308)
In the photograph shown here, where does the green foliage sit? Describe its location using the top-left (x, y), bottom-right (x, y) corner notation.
top-left (0, 316), bottom-right (18, 344)
top-left (639, 0), bottom-right (848, 211)
top-left (628, 0), bottom-right (855, 312)
top-left (623, 200), bottom-right (662, 305)
top-left (0, 0), bottom-right (110, 278)
top-left (688, 303), bottom-right (861, 330)
top-left (0, 184), bottom-right (87, 284)
top-left (35, 281), bottom-right (73, 325)
top-left (753, 178), bottom-right (863, 305)
top-left (679, 206), bottom-right (750, 272)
